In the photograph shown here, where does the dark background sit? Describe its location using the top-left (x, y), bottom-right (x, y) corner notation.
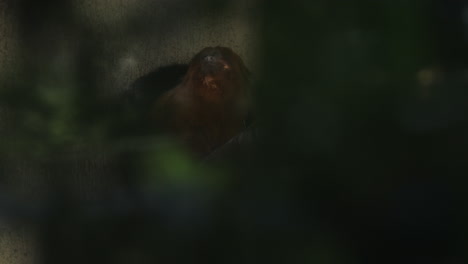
top-left (0, 0), bottom-right (467, 263)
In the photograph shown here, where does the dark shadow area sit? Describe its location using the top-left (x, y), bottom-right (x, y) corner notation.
top-left (0, 0), bottom-right (467, 263)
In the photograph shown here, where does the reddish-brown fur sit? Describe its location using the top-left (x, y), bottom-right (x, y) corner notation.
top-left (152, 47), bottom-right (251, 156)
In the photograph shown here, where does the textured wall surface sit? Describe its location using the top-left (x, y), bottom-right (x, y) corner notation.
top-left (0, 227), bottom-right (38, 264)
top-left (0, 1), bottom-right (259, 263)
top-left (72, 0), bottom-right (261, 95)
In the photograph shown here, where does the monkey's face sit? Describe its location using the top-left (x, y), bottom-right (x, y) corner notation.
top-left (187, 47), bottom-right (250, 102)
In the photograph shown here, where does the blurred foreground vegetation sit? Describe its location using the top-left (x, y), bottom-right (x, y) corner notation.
top-left (0, 0), bottom-right (467, 263)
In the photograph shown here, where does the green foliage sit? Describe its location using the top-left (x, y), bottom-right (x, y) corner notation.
top-left (0, 0), bottom-right (466, 263)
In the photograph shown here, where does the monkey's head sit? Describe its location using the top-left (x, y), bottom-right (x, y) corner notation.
top-left (185, 47), bottom-right (250, 104)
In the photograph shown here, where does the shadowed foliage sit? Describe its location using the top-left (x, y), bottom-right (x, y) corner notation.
top-left (0, 0), bottom-right (467, 263)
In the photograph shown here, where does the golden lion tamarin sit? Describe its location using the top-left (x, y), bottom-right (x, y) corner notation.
top-left (152, 47), bottom-right (251, 156)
